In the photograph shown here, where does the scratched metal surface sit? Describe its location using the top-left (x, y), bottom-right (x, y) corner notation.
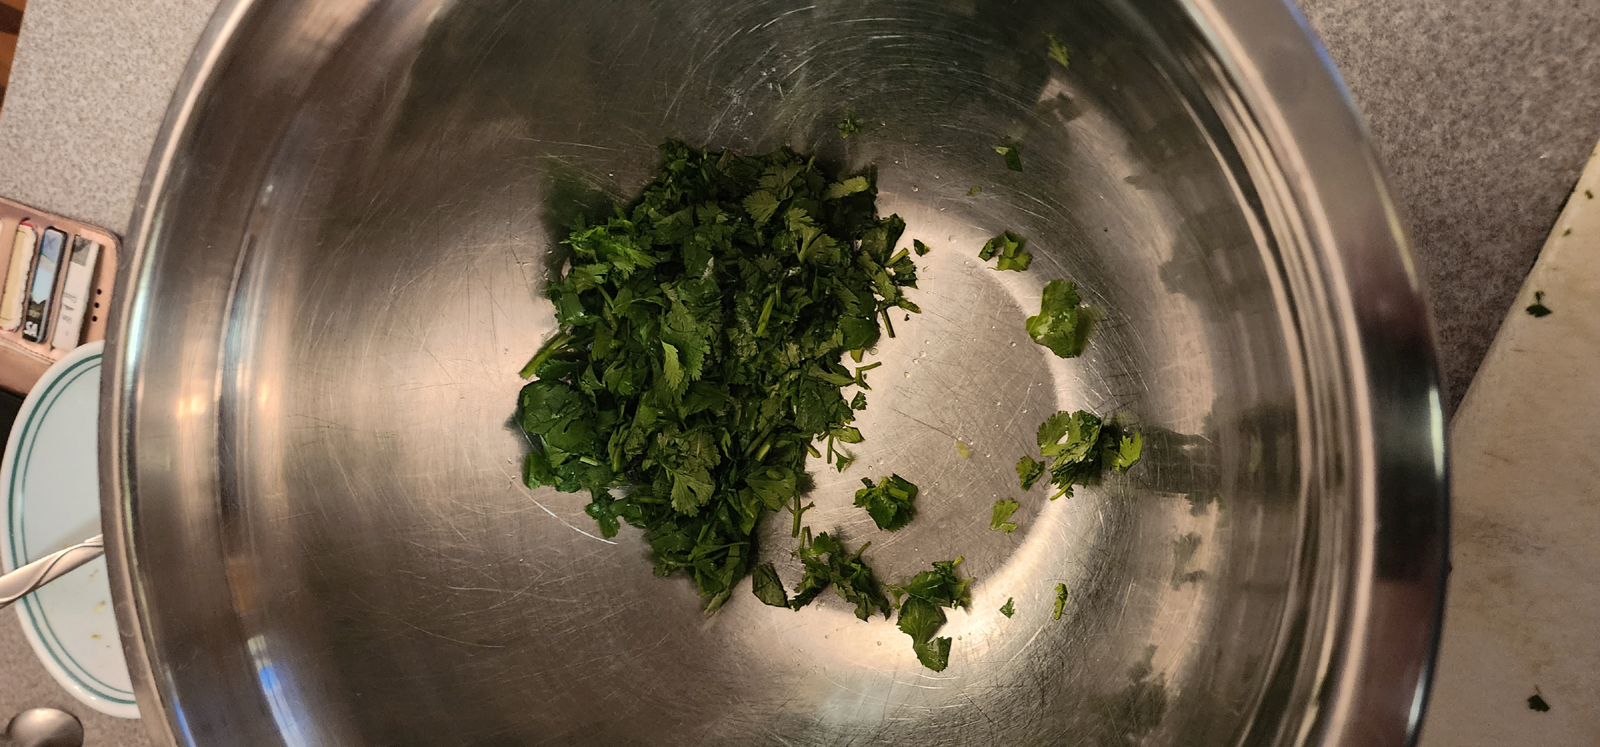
top-left (102, 0), bottom-right (1447, 745)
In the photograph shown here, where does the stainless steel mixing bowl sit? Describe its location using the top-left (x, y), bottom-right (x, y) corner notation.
top-left (102, 0), bottom-right (1448, 744)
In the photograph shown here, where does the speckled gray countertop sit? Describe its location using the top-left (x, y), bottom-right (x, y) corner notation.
top-left (0, 0), bottom-right (1596, 744)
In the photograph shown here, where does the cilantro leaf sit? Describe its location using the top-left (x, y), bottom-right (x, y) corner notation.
top-left (1053, 583), bottom-right (1069, 620)
top-left (913, 636), bottom-right (953, 672)
top-left (854, 474), bottom-right (919, 531)
top-left (913, 239), bottom-right (932, 256)
top-left (1016, 454), bottom-right (1046, 491)
top-left (889, 558), bottom-right (971, 671)
top-left (999, 597), bottom-right (1016, 618)
top-left (994, 141), bottom-right (1024, 172)
top-left (1111, 432), bottom-right (1143, 472)
top-left (751, 563), bottom-right (790, 607)
top-left (990, 499), bottom-right (1020, 533)
top-left (1026, 279), bottom-right (1095, 357)
top-left (1038, 410), bottom-right (1102, 460)
top-left (1527, 290), bottom-right (1552, 317)
top-left (825, 176), bottom-right (870, 200)
top-left (978, 230), bottom-right (1032, 271)
top-left (838, 114), bottom-right (862, 138)
top-left (1047, 33), bottom-right (1071, 67)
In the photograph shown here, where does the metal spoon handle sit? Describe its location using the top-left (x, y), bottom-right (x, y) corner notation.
top-left (0, 535), bottom-right (104, 611)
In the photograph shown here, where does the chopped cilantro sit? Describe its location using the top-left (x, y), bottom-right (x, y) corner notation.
top-left (1529, 692), bottom-right (1550, 712)
top-left (913, 239), bottom-right (932, 256)
top-left (966, 185), bottom-right (983, 196)
top-left (990, 499), bottom-right (1020, 533)
top-left (791, 530), bottom-right (892, 620)
top-left (516, 140), bottom-right (919, 611)
top-left (978, 230), bottom-right (1033, 271)
top-left (1018, 410), bottom-right (1141, 500)
top-left (994, 141), bottom-right (1024, 172)
top-left (889, 558), bottom-right (972, 671)
top-left (956, 441), bottom-right (974, 458)
top-left (854, 474), bottom-right (919, 531)
top-left (838, 114), bottom-right (862, 138)
top-left (1047, 33), bottom-right (1071, 67)
top-left (1527, 290), bottom-right (1552, 317)
top-left (1026, 279), bottom-right (1095, 357)
top-left (1053, 583), bottom-right (1069, 620)
top-left (999, 597), bottom-right (1016, 617)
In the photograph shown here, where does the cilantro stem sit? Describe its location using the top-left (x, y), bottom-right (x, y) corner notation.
top-left (756, 288), bottom-right (778, 337)
top-left (792, 497), bottom-right (813, 537)
top-left (519, 331), bottom-right (573, 378)
top-left (882, 308), bottom-right (896, 338)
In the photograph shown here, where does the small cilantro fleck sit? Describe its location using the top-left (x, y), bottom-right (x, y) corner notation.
top-left (956, 441), bottom-right (974, 458)
top-left (1587, 189), bottom-right (1595, 199)
top-left (994, 141), bottom-right (1024, 172)
top-left (1027, 279), bottom-right (1095, 357)
top-left (979, 230), bottom-right (1033, 272)
top-left (1527, 290), bottom-right (1552, 317)
top-left (966, 185), bottom-right (982, 196)
top-left (999, 597), bottom-right (1016, 617)
top-left (838, 114), bottom-right (862, 138)
top-left (1053, 583), bottom-right (1069, 620)
top-left (1047, 33), bottom-right (1071, 67)
top-left (990, 499), bottom-right (1020, 533)
top-left (1529, 692), bottom-right (1550, 712)
top-left (913, 239), bottom-right (932, 256)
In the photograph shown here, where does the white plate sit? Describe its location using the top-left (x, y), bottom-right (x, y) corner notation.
top-left (0, 341), bottom-right (138, 718)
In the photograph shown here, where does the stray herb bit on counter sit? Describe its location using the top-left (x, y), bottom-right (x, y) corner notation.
top-left (956, 441), bottom-right (974, 458)
top-left (791, 530), bottom-right (893, 620)
top-left (1053, 583), bottom-right (1069, 620)
top-left (838, 114), bottom-right (862, 138)
top-left (751, 563), bottom-right (790, 607)
top-left (913, 239), bottom-right (932, 256)
top-left (889, 558), bottom-right (972, 672)
top-left (1047, 33), bottom-right (1071, 68)
top-left (978, 230), bottom-right (1032, 272)
top-left (1526, 290), bottom-right (1552, 317)
top-left (1528, 692), bottom-right (1551, 712)
top-left (1587, 189), bottom-right (1595, 200)
top-left (854, 474), bottom-right (920, 531)
top-left (990, 499), bottom-right (1020, 533)
top-left (515, 140), bottom-right (920, 612)
top-left (999, 597), bottom-right (1016, 618)
top-left (966, 185), bottom-right (982, 196)
top-left (994, 141), bottom-right (1024, 172)
top-left (1026, 279), bottom-right (1095, 357)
